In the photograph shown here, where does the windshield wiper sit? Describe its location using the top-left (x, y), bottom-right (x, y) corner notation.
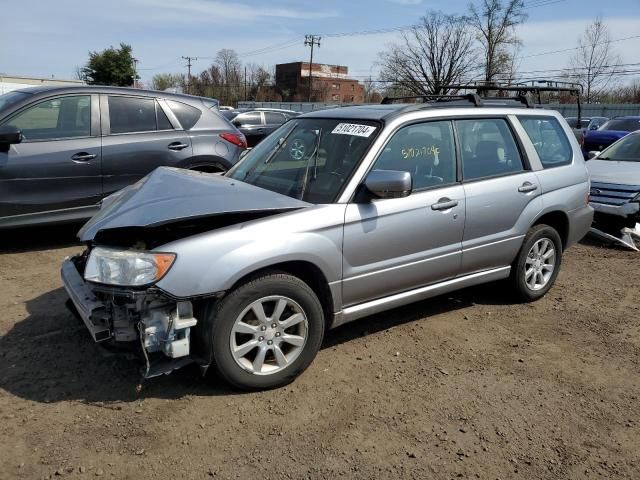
top-left (299, 129), bottom-right (322, 199)
top-left (242, 125), bottom-right (298, 180)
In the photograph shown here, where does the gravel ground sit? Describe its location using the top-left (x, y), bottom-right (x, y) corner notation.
top-left (0, 225), bottom-right (638, 480)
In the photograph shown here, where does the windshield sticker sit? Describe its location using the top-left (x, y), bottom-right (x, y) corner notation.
top-left (331, 123), bottom-right (376, 137)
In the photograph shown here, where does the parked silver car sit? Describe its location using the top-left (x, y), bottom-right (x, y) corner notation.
top-left (61, 97), bottom-right (593, 390)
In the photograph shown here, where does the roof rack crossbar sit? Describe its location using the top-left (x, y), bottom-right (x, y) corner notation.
top-left (381, 93), bottom-right (483, 106)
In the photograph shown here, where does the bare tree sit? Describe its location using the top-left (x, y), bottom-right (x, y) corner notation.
top-left (467, 0), bottom-right (527, 83)
top-left (570, 17), bottom-right (622, 103)
top-left (378, 11), bottom-right (476, 96)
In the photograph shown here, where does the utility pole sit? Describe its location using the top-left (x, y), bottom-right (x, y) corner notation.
top-left (304, 35), bottom-right (321, 102)
top-left (131, 57), bottom-right (138, 88)
top-left (244, 66), bottom-right (247, 101)
top-left (182, 56), bottom-right (198, 94)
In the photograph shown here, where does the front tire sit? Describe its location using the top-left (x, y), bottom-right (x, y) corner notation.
top-left (208, 272), bottom-right (325, 390)
top-left (510, 224), bottom-right (563, 302)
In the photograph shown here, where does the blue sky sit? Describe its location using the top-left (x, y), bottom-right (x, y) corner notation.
top-left (1, 0), bottom-right (639, 85)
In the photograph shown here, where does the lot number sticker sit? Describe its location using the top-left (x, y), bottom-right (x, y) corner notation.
top-left (331, 123), bottom-right (376, 137)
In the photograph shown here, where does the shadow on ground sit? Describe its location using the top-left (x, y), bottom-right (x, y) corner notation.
top-left (0, 280), bottom-right (513, 404)
top-left (0, 223), bottom-right (84, 253)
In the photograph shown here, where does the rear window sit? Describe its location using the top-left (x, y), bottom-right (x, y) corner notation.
top-left (600, 118), bottom-right (640, 132)
top-left (519, 116), bottom-right (572, 168)
top-left (166, 100), bottom-right (202, 130)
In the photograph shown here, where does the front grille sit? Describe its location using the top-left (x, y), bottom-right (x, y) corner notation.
top-left (590, 182), bottom-right (640, 206)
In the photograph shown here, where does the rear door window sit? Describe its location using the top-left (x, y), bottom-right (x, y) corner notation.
top-left (518, 116), bottom-right (572, 168)
top-left (456, 118), bottom-right (524, 181)
top-left (264, 112), bottom-right (287, 125)
top-left (166, 100), bottom-right (202, 130)
top-left (108, 96), bottom-right (157, 134)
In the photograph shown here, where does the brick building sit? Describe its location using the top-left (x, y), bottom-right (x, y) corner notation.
top-left (275, 62), bottom-right (365, 103)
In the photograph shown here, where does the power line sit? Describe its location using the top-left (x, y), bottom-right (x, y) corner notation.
top-left (517, 34), bottom-right (640, 60)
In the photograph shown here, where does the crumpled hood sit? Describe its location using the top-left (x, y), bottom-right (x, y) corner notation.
top-left (78, 167), bottom-right (310, 241)
top-left (587, 159), bottom-right (640, 186)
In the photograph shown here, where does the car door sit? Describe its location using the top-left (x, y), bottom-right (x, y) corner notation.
top-left (0, 94), bottom-right (102, 224)
top-left (456, 117), bottom-right (542, 274)
top-left (342, 120), bottom-right (465, 306)
top-left (233, 112), bottom-right (265, 147)
top-left (100, 95), bottom-right (193, 196)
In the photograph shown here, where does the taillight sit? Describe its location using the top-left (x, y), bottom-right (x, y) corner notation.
top-left (220, 132), bottom-right (247, 149)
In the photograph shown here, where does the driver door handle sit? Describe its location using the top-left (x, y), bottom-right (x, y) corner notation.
top-left (71, 152), bottom-right (96, 162)
top-left (168, 142), bottom-right (189, 151)
top-left (518, 182), bottom-right (538, 193)
top-left (431, 198), bottom-right (459, 211)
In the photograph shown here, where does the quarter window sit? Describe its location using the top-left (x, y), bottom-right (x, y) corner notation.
top-left (108, 96), bottom-right (157, 134)
top-left (373, 120), bottom-right (457, 190)
top-left (518, 116), bottom-right (572, 168)
top-left (456, 118), bottom-right (524, 180)
top-left (166, 100), bottom-right (202, 130)
top-left (4, 95), bottom-right (91, 141)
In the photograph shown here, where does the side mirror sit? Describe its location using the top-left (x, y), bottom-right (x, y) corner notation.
top-left (587, 151), bottom-right (600, 160)
top-left (232, 120), bottom-right (241, 127)
top-left (364, 169), bottom-right (412, 199)
top-left (589, 124), bottom-right (599, 130)
top-left (0, 126), bottom-right (23, 153)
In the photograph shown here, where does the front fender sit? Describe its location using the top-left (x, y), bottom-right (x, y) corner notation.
top-left (154, 205), bottom-right (345, 300)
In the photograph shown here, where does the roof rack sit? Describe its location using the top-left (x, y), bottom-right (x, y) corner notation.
top-left (381, 93), bottom-right (483, 106)
top-left (380, 81), bottom-right (583, 122)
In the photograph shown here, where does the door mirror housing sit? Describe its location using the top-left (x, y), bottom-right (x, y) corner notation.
top-left (589, 124), bottom-right (599, 130)
top-left (364, 169), bottom-right (412, 199)
top-left (0, 126), bottom-right (23, 153)
top-left (587, 150), bottom-right (601, 160)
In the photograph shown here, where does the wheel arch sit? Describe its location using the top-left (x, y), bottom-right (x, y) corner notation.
top-left (532, 210), bottom-right (570, 249)
top-left (227, 260), bottom-right (336, 330)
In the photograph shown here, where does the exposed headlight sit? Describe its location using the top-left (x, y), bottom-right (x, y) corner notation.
top-left (84, 247), bottom-right (176, 286)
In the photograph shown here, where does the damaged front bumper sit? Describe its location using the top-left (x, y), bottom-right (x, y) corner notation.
top-left (61, 255), bottom-right (207, 378)
top-left (589, 201), bottom-right (640, 251)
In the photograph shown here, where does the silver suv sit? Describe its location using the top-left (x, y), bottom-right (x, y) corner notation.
top-left (61, 95), bottom-right (593, 390)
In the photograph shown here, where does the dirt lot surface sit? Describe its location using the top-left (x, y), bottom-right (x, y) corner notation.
top-left (0, 225), bottom-right (638, 480)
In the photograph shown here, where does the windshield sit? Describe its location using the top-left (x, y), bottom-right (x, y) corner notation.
top-left (598, 133), bottom-right (640, 162)
top-left (228, 118), bottom-right (380, 203)
top-left (599, 118), bottom-right (640, 132)
top-left (0, 91), bottom-right (30, 113)
top-left (565, 117), bottom-right (589, 129)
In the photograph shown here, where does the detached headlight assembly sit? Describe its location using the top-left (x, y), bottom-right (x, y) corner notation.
top-left (84, 247), bottom-right (176, 286)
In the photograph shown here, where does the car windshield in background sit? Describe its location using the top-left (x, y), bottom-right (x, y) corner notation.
top-left (598, 133), bottom-right (640, 162)
top-left (566, 117), bottom-right (589, 129)
top-left (228, 118), bottom-right (380, 203)
top-left (0, 91), bottom-right (30, 112)
top-left (599, 118), bottom-right (640, 132)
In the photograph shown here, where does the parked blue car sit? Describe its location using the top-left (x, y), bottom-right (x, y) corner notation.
top-left (582, 116), bottom-right (640, 159)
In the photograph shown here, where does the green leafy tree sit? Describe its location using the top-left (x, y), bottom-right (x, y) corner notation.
top-left (81, 43), bottom-right (136, 86)
top-left (151, 73), bottom-right (185, 91)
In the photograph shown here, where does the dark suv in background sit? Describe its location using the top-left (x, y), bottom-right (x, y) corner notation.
top-left (0, 86), bottom-right (246, 228)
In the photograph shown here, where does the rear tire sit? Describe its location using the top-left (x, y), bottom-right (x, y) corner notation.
top-left (510, 224), bottom-right (563, 302)
top-left (207, 272), bottom-right (325, 391)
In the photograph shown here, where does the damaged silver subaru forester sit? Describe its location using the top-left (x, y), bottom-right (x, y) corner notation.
top-left (62, 94), bottom-right (593, 390)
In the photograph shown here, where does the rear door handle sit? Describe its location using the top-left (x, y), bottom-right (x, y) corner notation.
top-left (431, 198), bottom-right (459, 211)
top-left (168, 142), bottom-right (189, 151)
top-left (518, 182), bottom-right (538, 193)
top-left (71, 152), bottom-right (96, 162)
